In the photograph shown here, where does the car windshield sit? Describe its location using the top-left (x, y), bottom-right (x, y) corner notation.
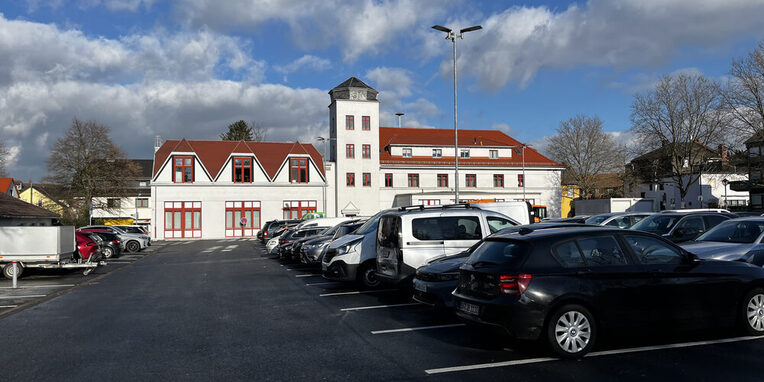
top-left (696, 220), bottom-right (764, 243)
top-left (354, 210), bottom-right (392, 235)
top-left (585, 215), bottom-right (611, 225)
top-left (465, 240), bottom-right (529, 268)
top-left (631, 215), bottom-right (680, 234)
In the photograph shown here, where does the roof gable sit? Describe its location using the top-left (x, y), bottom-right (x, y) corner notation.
top-left (153, 139), bottom-right (325, 180)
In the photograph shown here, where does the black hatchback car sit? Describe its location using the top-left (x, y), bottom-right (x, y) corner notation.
top-left (452, 227), bottom-right (764, 358)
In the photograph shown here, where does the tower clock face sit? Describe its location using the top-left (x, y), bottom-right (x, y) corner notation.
top-left (350, 90), bottom-right (362, 100)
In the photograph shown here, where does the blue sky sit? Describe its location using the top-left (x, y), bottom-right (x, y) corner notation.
top-left (2, 0), bottom-right (764, 181)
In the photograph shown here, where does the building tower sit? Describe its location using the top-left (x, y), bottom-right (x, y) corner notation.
top-left (329, 77), bottom-right (380, 216)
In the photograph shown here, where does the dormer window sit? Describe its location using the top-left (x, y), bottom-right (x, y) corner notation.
top-left (402, 148), bottom-right (412, 158)
top-left (489, 150), bottom-right (499, 159)
top-left (173, 156), bottom-right (194, 183)
top-left (432, 149), bottom-right (442, 158)
top-left (233, 157), bottom-right (252, 183)
top-left (290, 158), bottom-right (309, 183)
top-left (460, 149), bottom-right (470, 159)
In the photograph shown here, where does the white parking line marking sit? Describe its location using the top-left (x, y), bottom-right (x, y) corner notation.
top-left (295, 273), bottom-right (322, 278)
top-left (340, 302), bottom-right (421, 311)
top-left (0, 284), bottom-right (75, 289)
top-left (320, 289), bottom-right (397, 297)
top-left (221, 244), bottom-right (238, 252)
top-left (0, 305), bottom-right (18, 308)
top-left (305, 282), bottom-right (339, 286)
top-left (424, 335), bottom-right (764, 375)
top-left (202, 246), bottom-right (222, 253)
top-left (0, 295), bottom-right (47, 299)
top-left (371, 323), bottom-right (466, 335)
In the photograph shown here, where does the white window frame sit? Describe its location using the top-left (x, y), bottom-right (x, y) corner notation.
top-left (460, 149), bottom-right (470, 159)
top-left (432, 149), bottom-right (442, 158)
top-left (489, 149), bottom-right (499, 159)
top-left (402, 148), bottom-right (413, 158)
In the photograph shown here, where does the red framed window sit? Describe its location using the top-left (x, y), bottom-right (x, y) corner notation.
top-left (346, 173), bottom-right (355, 186)
top-left (283, 200), bottom-right (317, 219)
top-left (494, 174), bottom-right (504, 188)
top-left (233, 157), bottom-right (253, 183)
top-left (345, 115), bottom-right (354, 130)
top-left (362, 116), bottom-right (370, 130)
top-left (362, 173), bottom-right (371, 187)
top-left (362, 144), bottom-right (371, 159)
top-left (173, 156), bottom-right (194, 183)
top-left (289, 158), bottom-right (309, 183)
top-left (518, 174), bottom-right (525, 187)
top-left (437, 174), bottom-right (449, 188)
top-left (466, 174), bottom-right (477, 188)
top-left (164, 201), bottom-right (201, 239)
top-left (420, 199), bottom-right (440, 206)
top-left (384, 173), bottom-right (393, 188)
top-left (225, 201), bottom-right (261, 237)
top-left (346, 144), bottom-right (355, 158)
top-left (408, 174), bottom-right (419, 188)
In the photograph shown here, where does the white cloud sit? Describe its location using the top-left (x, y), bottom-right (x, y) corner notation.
top-left (492, 123), bottom-right (512, 135)
top-left (274, 55), bottom-right (331, 81)
top-left (0, 14), bottom-right (263, 85)
top-left (450, 0), bottom-right (764, 90)
top-left (174, 0), bottom-right (447, 62)
top-left (609, 67), bottom-right (705, 93)
top-left (0, 14), bottom-right (330, 180)
top-left (365, 67), bottom-right (440, 128)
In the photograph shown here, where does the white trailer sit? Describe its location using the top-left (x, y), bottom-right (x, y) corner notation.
top-left (0, 226), bottom-right (98, 279)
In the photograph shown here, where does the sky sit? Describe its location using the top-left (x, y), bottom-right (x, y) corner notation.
top-left (2, 0), bottom-right (764, 181)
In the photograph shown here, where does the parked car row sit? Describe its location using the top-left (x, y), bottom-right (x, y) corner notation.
top-left (260, 204), bottom-right (764, 359)
top-left (78, 225), bottom-right (151, 254)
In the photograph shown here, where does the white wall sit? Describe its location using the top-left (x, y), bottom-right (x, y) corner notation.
top-left (627, 173), bottom-right (748, 209)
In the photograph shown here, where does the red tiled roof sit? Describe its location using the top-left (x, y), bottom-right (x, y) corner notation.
top-left (153, 140), bottom-right (325, 180)
top-left (379, 127), bottom-right (562, 168)
top-left (0, 178), bottom-right (14, 195)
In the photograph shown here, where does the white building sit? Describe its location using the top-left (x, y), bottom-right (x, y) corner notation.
top-left (627, 173), bottom-right (749, 210)
top-left (150, 77), bottom-right (564, 240)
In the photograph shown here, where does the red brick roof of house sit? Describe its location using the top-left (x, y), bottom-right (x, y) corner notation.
top-left (379, 127), bottom-right (563, 168)
top-left (152, 139), bottom-right (325, 180)
top-left (0, 177), bottom-right (19, 196)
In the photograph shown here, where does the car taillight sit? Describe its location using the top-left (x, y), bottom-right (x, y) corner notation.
top-left (280, 240), bottom-right (288, 244)
top-left (114, 240), bottom-right (120, 244)
top-left (264, 232), bottom-right (268, 237)
top-left (499, 274), bottom-right (532, 295)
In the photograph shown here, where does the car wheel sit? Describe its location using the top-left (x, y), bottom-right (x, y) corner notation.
top-left (742, 288), bottom-right (764, 336)
top-left (102, 247), bottom-right (114, 259)
top-left (2, 263), bottom-right (24, 279)
top-left (126, 241), bottom-right (140, 253)
top-left (547, 304), bottom-right (596, 359)
top-left (358, 263), bottom-right (381, 289)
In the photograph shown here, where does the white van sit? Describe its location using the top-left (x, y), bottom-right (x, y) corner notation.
top-left (468, 201), bottom-right (532, 225)
top-left (375, 205), bottom-right (519, 286)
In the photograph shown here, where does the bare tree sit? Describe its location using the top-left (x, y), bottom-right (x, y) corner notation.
top-left (0, 141), bottom-right (9, 177)
top-left (546, 115), bottom-right (625, 199)
top-left (250, 120), bottom-right (267, 142)
top-left (723, 41), bottom-right (764, 140)
top-left (46, 118), bottom-right (138, 225)
top-left (630, 74), bottom-right (729, 205)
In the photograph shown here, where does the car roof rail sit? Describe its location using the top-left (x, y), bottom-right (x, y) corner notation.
top-left (397, 203), bottom-right (477, 212)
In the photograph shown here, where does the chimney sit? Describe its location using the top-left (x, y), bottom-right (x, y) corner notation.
top-left (719, 144), bottom-right (727, 163)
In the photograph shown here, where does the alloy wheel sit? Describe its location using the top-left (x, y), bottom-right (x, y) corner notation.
top-left (554, 310), bottom-right (591, 354)
top-left (747, 294), bottom-right (764, 332)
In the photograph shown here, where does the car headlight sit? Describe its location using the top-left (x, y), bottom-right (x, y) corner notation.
top-left (337, 239), bottom-right (362, 256)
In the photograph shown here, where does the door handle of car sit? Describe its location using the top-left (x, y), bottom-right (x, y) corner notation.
top-left (406, 241), bottom-right (444, 245)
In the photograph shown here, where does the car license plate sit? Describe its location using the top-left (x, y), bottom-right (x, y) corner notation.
top-left (459, 301), bottom-right (480, 315)
top-left (413, 281), bottom-right (426, 293)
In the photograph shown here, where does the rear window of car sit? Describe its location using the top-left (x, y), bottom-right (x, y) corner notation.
top-left (552, 235), bottom-right (627, 267)
top-left (411, 216), bottom-right (482, 241)
top-left (465, 240), bottom-right (529, 267)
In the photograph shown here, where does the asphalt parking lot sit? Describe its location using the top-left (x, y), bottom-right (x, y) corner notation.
top-left (0, 244), bottom-right (166, 317)
top-left (2, 239), bottom-right (764, 381)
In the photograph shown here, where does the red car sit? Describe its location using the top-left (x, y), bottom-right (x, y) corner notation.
top-left (75, 232), bottom-right (99, 261)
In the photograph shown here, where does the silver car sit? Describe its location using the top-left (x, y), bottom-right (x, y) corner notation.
top-left (680, 217), bottom-right (764, 262)
top-left (585, 212), bottom-right (654, 229)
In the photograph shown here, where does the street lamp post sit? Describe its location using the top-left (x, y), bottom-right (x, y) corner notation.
top-left (432, 24), bottom-right (482, 203)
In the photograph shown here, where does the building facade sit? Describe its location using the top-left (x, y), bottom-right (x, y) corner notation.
top-left (91, 159), bottom-right (154, 228)
top-left (150, 77), bottom-right (564, 240)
